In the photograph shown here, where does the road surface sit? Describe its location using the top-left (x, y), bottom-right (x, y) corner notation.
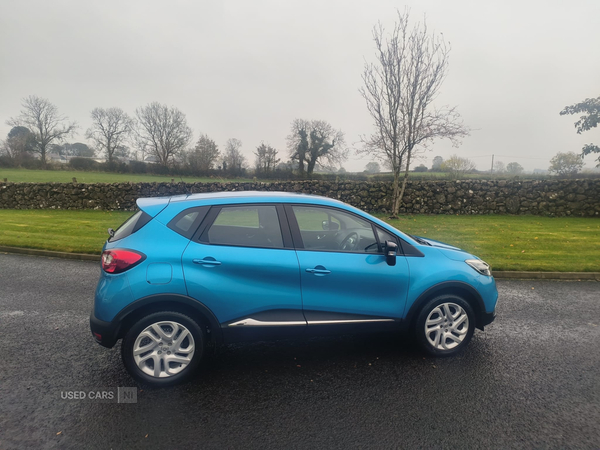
top-left (0, 253), bottom-right (598, 449)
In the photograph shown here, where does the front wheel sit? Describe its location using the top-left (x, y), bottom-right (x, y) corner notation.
top-left (121, 311), bottom-right (204, 386)
top-left (414, 295), bottom-right (475, 356)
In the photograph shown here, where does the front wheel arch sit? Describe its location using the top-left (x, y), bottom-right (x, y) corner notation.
top-left (405, 282), bottom-right (486, 332)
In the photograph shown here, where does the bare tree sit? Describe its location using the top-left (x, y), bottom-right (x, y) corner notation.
top-left (493, 160), bottom-right (506, 174)
top-left (187, 134), bottom-right (220, 172)
top-left (441, 154), bottom-right (476, 178)
top-left (132, 134), bottom-right (150, 162)
top-left (86, 108), bottom-right (134, 165)
top-left (359, 10), bottom-right (469, 217)
top-left (254, 143), bottom-right (280, 174)
top-left (287, 119), bottom-right (347, 177)
top-left (135, 102), bottom-right (193, 167)
top-left (7, 95), bottom-right (77, 168)
top-left (222, 138), bottom-right (246, 174)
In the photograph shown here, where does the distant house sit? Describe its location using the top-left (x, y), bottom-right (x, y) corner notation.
top-left (48, 153), bottom-right (68, 164)
top-left (47, 153), bottom-right (109, 164)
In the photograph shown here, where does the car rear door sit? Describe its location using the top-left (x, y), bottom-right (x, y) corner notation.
top-left (181, 203), bottom-right (305, 342)
top-left (286, 204), bottom-right (409, 333)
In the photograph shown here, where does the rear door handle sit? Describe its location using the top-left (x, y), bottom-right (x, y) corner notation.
top-left (193, 258), bottom-right (222, 266)
top-left (306, 268), bottom-right (331, 274)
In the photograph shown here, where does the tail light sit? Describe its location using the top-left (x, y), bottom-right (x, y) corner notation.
top-left (101, 249), bottom-right (146, 274)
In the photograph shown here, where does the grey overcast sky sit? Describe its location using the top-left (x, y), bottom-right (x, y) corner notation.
top-left (1, 0), bottom-right (599, 172)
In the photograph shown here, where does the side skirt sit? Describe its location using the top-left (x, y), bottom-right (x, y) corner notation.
top-left (221, 309), bottom-right (402, 343)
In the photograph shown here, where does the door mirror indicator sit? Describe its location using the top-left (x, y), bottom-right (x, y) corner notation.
top-left (385, 240), bottom-right (397, 266)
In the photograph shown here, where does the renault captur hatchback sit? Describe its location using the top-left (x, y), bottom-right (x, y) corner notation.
top-left (91, 191), bottom-right (497, 386)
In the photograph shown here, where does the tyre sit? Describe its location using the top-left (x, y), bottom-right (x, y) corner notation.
top-left (121, 311), bottom-right (204, 386)
top-left (414, 294), bottom-right (475, 357)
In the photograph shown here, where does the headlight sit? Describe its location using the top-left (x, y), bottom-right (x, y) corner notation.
top-left (465, 259), bottom-right (491, 276)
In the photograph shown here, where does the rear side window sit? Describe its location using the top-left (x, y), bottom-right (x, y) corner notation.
top-left (213, 206), bottom-right (260, 228)
top-left (109, 210), bottom-right (152, 242)
top-left (204, 205), bottom-right (284, 248)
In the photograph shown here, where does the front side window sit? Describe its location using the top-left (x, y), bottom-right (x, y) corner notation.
top-left (206, 205), bottom-right (283, 248)
top-left (291, 205), bottom-right (378, 253)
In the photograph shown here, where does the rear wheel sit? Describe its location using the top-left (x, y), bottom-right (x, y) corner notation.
top-left (414, 295), bottom-right (475, 356)
top-left (121, 311), bottom-right (204, 386)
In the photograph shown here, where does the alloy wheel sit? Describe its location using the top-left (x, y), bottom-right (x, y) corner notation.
top-left (424, 302), bottom-right (469, 351)
top-left (133, 321), bottom-right (195, 378)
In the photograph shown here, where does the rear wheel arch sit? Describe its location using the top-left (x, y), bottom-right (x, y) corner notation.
top-left (406, 282), bottom-right (486, 331)
top-left (115, 294), bottom-right (223, 345)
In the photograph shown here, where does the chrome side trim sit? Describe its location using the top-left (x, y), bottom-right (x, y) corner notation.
top-left (228, 318), bottom-right (395, 327)
top-left (308, 319), bottom-right (395, 325)
top-left (228, 318), bottom-right (307, 327)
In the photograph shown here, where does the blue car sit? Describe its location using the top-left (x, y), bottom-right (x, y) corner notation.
top-left (91, 191), bottom-right (497, 386)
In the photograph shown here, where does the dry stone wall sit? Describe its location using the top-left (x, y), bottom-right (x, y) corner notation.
top-left (1, 179), bottom-right (599, 217)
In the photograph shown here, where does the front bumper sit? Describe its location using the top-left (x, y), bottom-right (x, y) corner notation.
top-left (90, 310), bottom-right (120, 348)
top-left (480, 309), bottom-right (496, 328)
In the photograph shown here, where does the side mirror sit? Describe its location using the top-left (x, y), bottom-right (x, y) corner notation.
top-left (385, 240), bottom-right (397, 266)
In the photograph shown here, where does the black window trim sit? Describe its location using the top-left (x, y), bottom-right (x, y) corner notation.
top-left (192, 203), bottom-right (294, 250)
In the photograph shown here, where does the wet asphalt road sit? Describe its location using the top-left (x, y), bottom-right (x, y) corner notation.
top-left (0, 253), bottom-right (599, 449)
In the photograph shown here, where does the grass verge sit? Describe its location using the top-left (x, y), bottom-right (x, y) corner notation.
top-left (0, 210), bottom-right (132, 254)
top-left (0, 209), bottom-right (598, 272)
top-left (377, 214), bottom-right (600, 272)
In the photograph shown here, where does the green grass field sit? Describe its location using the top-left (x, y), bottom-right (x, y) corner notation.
top-left (0, 210), bottom-right (132, 254)
top-left (0, 168), bottom-right (258, 184)
top-left (0, 209), bottom-right (598, 272)
top-left (1, 167), bottom-right (554, 184)
top-left (377, 214), bottom-right (600, 272)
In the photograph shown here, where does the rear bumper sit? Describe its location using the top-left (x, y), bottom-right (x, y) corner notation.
top-left (90, 310), bottom-right (120, 348)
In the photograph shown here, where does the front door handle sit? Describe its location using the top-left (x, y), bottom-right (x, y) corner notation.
top-left (306, 267), bottom-right (331, 275)
top-left (193, 258), bottom-right (222, 266)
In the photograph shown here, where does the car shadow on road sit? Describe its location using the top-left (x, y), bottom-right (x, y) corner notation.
top-left (128, 331), bottom-right (498, 391)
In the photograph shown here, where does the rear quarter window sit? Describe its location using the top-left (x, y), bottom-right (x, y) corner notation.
top-left (109, 210), bottom-right (152, 242)
top-left (167, 206), bottom-right (210, 239)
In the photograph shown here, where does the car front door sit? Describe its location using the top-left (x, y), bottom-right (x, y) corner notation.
top-left (286, 204), bottom-right (409, 332)
top-left (182, 203), bottom-right (305, 342)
